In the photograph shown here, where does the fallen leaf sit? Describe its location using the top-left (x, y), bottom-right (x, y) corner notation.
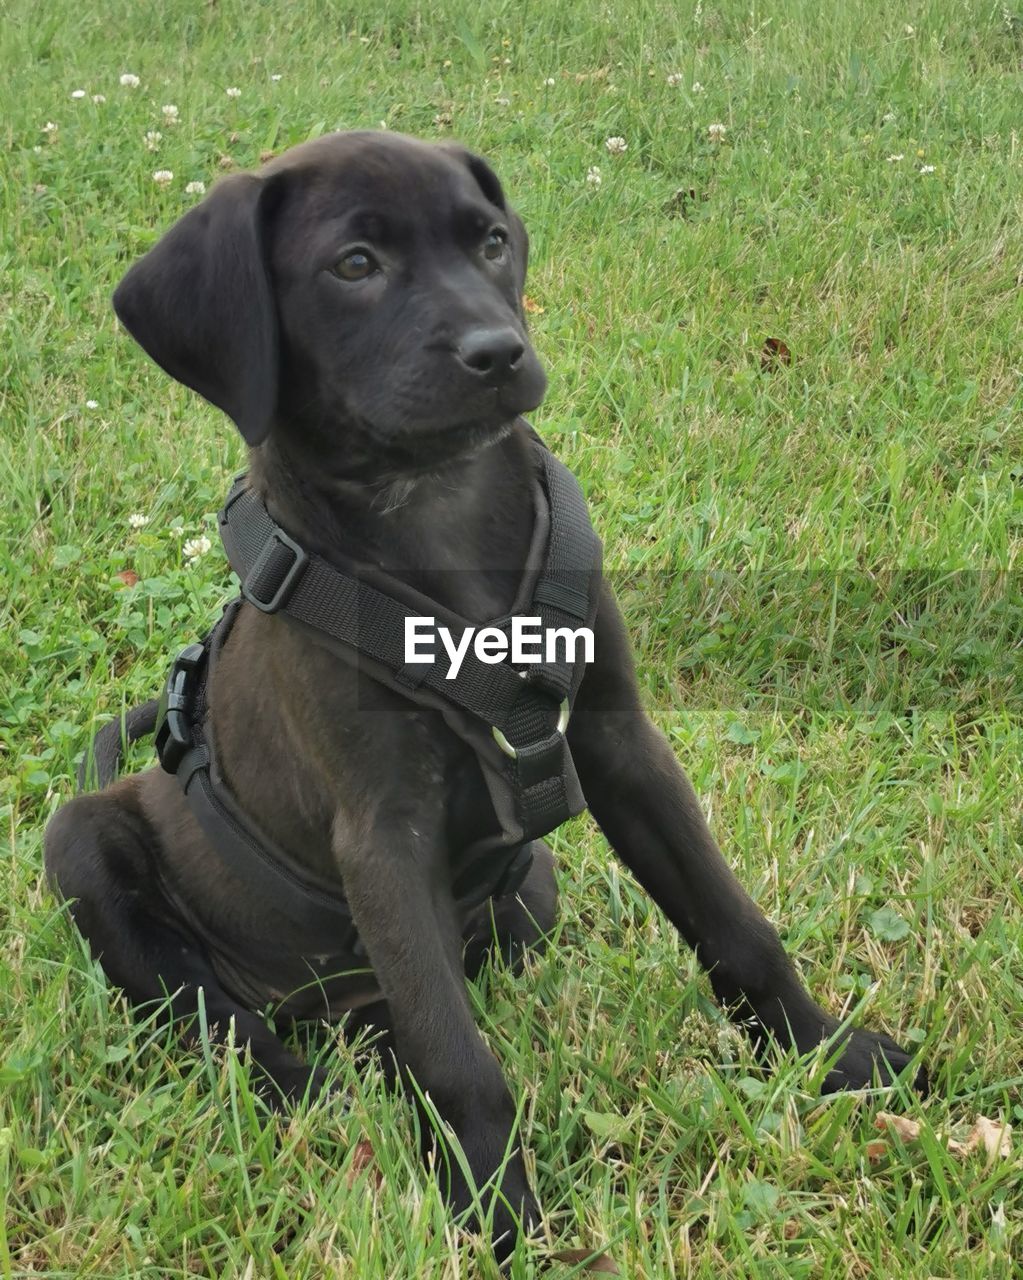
top-left (346, 1137), bottom-right (381, 1187)
top-left (523, 294), bottom-right (545, 314)
top-left (551, 1248), bottom-right (620, 1273)
top-left (865, 1139), bottom-right (888, 1163)
top-left (875, 1112), bottom-right (1012, 1163)
top-left (949, 1115), bottom-right (1013, 1161)
top-left (115, 569), bottom-right (139, 587)
top-left (972, 1115), bottom-right (1013, 1160)
top-left (761, 337), bottom-right (792, 369)
top-left (875, 1111), bottom-right (922, 1143)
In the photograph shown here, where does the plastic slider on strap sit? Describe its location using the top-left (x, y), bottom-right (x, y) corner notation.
top-left (155, 642), bottom-right (206, 775)
top-left (492, 698), bottom-right (570, 760)
top-left (241, 528), bottom-right (309, 613)
top-left (533, 576), bottom-right (591, 620)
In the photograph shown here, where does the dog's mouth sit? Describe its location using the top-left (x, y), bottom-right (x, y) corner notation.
top-left (384, 413), bottom-right (517, 472)
top-left (334, 352), bottom-right (548, 479)
top-left (373, 376), bottom-right (545, 466)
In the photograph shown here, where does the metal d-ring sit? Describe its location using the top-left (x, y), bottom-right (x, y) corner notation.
top-left (492, 698), bottom-right (570, 759)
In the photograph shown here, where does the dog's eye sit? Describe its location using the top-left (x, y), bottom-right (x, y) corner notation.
top-left (332, 249), bottom-right (379, 281)
top-left (482, 229), bottom-right (508, 262)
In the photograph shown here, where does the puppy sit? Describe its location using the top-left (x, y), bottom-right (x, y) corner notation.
top-left (45, 131), bottom-right (923, 1259)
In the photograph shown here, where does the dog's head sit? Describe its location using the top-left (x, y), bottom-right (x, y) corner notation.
top-left (113, 131), bottom-right (546, 471)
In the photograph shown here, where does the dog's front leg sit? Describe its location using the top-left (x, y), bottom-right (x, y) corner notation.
top-left (333, 809), bottom-right (538, 1257)
top-left (567, 583), bottom-right (924, 1092)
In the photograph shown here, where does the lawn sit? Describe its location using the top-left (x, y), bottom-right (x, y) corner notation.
top-left (1, 0), bottom-right (1021, 1275)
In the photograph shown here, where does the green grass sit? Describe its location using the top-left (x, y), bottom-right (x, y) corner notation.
top-left (2, 0), bottom-right (1022, 1274)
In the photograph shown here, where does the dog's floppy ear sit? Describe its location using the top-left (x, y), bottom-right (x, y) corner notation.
top-left (505, 206), bottom-right (530, 304)
top-left (113, 172), bottom-right (282, 445)
top-left (441, 144), bottom-right (530, 301)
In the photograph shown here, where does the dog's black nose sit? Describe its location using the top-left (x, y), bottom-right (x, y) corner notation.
top-left (455, 327), bottom-right (525, 380)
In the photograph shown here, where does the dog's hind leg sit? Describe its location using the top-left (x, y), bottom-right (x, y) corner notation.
top-left (461, 841), bottom-right (559, 980)
top-left (44, 785), bottom-right (328, 1109)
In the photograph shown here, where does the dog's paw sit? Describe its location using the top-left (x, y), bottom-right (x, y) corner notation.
top-left (819, 1027), bottom-right (928, 1096)
top-left (448, 1155), bottom-right (541, 1265)
top-left (255, 1061), bottom-right (336, 1112)
top-left (489, 1185), bottom-right (542, 1268)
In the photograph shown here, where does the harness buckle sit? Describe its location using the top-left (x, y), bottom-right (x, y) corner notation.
top-left (492, 698), bottom-right (570, 760)
top-left (155, 642), bottom-right (206, 775)
top-left (241, 529), bottom-right (309, 613)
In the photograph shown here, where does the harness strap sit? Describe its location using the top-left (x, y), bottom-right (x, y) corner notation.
top-left (155, 604), bottom-right (540, 955)
top-left (217, 430), bottom-right (602, 846)
top-left (220, 492), bottom-right (527, 725)
top-left (156, 603), bottom-right (362, 952)
top-left (152, 425), bottom-right (603, 945)
top-left (218, 451), bottom-right (597, 741)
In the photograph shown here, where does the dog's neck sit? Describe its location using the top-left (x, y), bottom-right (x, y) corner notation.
top-left (245, 421), bottom-right (538, 617)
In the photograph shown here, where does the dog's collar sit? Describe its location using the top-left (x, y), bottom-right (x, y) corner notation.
top-left (155, 426), bottom-right (603, 933)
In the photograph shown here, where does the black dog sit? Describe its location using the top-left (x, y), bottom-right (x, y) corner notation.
top-left (45, 131), bottom-right (923, 1258)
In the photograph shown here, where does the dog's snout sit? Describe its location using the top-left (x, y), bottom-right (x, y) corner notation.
top-left (455, 327), bottom-right (526, 379)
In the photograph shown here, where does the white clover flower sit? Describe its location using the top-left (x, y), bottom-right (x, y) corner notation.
top-left (692, 81), bottom-right (705, 93)
top-left (92, 93), bottom-right (106, 104)
top-left (881, 110), bottom-right (896, 124)
top-left (605, 135), bottom-right (627, 154)
top-left (152, 169), bottom-right (174, 186)
top-left (666, 72), bottom-right (683, 86)
top-left (270, 73), bottom-right (282, 81)
top-left (145, 130), bottom-right (162, 150)
top-left (120, 73), bottom-right (141, 88)
top-left (185, 180), bottom-right (206, 195)
top-left (887, 153), bottom-right (904, 162)
top-left (161, 104), bottom-right (179, 121)
top-left (707, 122), bottom-right (727, 141)
top-left (543, 76), bottom-right (556, 87)
top-left (42, 121), bottom-right (58, 134)
top-left (225, 86), bottom-right (241, 98)
top-left (495, 96), bottom-right (510, 106)
top-left (183, 535), bottom-right (212, 561)
top-left (85, 399), bottom-right (99, 409)
top-left (904, 24), bottom-right (914, 35)
top-left (71, 89), bottom-right (86, 99)
top-left (128, 513), bottom-right (150, 530)
top-left (586, 166), bottom-right (602, 187)
top-left (919, 164), bottom-right (935, 174)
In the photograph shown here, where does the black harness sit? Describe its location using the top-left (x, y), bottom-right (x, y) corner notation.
top-left (153, 430), bottom-right (602, 950)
